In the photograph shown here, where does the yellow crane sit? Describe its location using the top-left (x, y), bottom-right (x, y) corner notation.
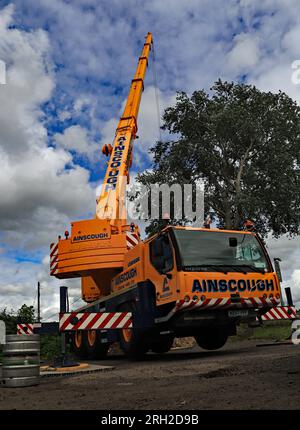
top-left (51, 33), bottom-right (288, 360)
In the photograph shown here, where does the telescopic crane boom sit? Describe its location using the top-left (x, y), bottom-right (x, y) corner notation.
top-left (97, 32), bottom-right (153, 229)
top-left (50, 33), bottom-right (153, 302)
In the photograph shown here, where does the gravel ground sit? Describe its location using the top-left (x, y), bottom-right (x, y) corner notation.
top-left (1, 340), bottom-right (300, 410)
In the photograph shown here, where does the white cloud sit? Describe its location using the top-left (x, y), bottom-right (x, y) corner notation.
top-left (0, 254), bottom-right (83, 320)
top-left (58, 110), bottom-right (72, 122)
top-left (100, 86), bottom-right (175, 166)
top-left (138, 87), bottom-right (173, 148)
top-left (54, 124), bottom-right (97, 155)
top-left (0, 9), bottom-right (53, 157)
top-left (0, 5), bottom-right (95, 312)
top-left (284, 270), bottom-right (300, 304)
top-left (0, 6), bottom-right (95, 249)
top-left (266, 235), bottom-right (300, 306)
top-left (227, 33), bottom-right (260, 71)
top-left (282, 26), bottom-right (300, 58)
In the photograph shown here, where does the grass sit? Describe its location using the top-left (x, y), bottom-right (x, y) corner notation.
top-left (0, 335), bottom-right (70, 364)
top-left (232, 320), bottom-right (292, 342)
top-left (40, 335), bottom-right (62, 361)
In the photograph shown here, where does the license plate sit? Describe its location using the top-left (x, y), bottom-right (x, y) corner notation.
top-left (228, 310), bottom-right (249, 318)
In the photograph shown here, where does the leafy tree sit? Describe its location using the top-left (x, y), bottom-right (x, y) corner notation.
top-left (17, 304), bottom-right (35, 324)
top-left (139, 80), bottom-right (300, 237)
top-left (0, 304), bottom-right (35, 335)
top-left (0, 308), bottom-right (17, 334)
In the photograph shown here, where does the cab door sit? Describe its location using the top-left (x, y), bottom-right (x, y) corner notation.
top-left (145, 233), bottom-right (177, 304)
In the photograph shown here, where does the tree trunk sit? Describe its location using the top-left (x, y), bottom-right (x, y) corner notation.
top-left (234, 141), bottom-right (253, 229)
top-left (224, 204), bottom-right (232, 229)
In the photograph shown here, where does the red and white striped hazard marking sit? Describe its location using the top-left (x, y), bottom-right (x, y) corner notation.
top-left (156, 296), bottom-right (282, 323)
top-left (59, 312), bottom-right (132, 331)
top-left (174, 296), bottom-right (281, 313)
top-left (126, 232), bottom-right (139, 249)
top-left (50, 241), bottom-right (59, 276)
top-left (261, 306), bottom-right (297, 321)
top-left (17, 324), bottom-right (34, 335)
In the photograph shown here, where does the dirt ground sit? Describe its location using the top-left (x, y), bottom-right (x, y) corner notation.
top-left (1, 340), bottom-right (300, 410)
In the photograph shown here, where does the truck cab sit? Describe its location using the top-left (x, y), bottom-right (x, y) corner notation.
top-left (147, 226), bottom-right (280, 307)
top-left (111, 226), bottom-right (281, 351)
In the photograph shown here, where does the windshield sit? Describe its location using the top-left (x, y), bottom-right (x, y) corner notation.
top-left (172, 229), bottom-right (270, 273)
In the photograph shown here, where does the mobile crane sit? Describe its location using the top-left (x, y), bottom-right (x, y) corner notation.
top-left (50, 33), bottom-right (290, 359)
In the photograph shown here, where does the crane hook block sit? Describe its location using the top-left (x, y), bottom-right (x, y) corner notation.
top-left (102, 144), bottom-right (113, 156)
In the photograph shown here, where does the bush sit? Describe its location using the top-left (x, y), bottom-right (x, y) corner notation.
top-left (40, 335), bottom-right (72, 362)
top-left (40, 335), bottom-right (61, 361)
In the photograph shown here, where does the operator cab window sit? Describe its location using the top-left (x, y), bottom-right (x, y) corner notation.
top-left (150, 235), bottom-right (174, 274)
top-left (172, 229), bottom-right (270, 273)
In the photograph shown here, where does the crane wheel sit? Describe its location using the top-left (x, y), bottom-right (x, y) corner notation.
top-left (86, 330), bottom-right (110, 359)
top-left (151, 335), bottom-right (174, 354)
top-left (71, 331), bottom-right (88, 359)
top-left (194, 327), bottom-right (228, 351)
top-left (118, 303), bottom-right (149, 359)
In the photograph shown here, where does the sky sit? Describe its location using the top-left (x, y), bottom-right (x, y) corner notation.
top-left (0, 0), bottom-right (300, 319)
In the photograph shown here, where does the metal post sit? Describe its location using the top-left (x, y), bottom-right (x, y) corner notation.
top-left (37, 281), bottom-right (41, 323)
top-left (285, 287), bottom-right (294, 307)
top-left (274, 258), bottom-right (282, 282)
top-left (53, 286), bottom-right (77, 368)
top-left (60, 286), bottom-right (68, 357)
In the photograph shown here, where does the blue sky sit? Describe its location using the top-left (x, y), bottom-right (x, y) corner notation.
top-left (0, 0), bottom-right (300, 317)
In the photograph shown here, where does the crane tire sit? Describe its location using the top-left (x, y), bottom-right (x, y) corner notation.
top-left (86, 330), bottom-right (110, 359)
top-left (71, 331), bottom-right (89, 359)
top-left (151, 335), bottom-right (174, 354)
top-left (118, 302), bottom-right (149, 359)
top-left (195, 327), bottom-right (228, 351)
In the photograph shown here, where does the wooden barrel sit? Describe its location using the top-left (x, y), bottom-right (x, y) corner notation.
top-left (1, 334), bottom-right (40, 387)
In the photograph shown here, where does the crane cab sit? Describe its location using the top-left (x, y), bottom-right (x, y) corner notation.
top-left (111, 226), bottom-right (281, 313)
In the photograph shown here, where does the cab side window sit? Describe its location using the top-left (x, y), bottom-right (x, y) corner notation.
top-left (150, 235), bottom-right (174, 274)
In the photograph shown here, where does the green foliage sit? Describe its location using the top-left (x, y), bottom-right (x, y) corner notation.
top-left (40, 335), bottom-right (61, 361)
top-left (0, 304), bottom-right (35, 362)
top-left (0, 304), bottom-right (35, 335)
top-left (231, 320), bottom-right (291, 342)
top-left (0, 305), bottom-right (68, 363)
top-left (139, 80), bottom-right (300, 237)
top-left (17, 304), bottom-right (35, 324)
top-left (0, 308), bottom-right (17, 334)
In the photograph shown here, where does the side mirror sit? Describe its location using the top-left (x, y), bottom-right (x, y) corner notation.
top-left (274, 258), bottom-right (282, 282)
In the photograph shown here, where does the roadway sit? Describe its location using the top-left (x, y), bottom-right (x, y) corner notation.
top-left (1, 340), bottom-right (300, 409)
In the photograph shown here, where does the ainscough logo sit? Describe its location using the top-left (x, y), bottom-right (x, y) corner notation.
top-left (73, 233), bottom-right (109, 242)
top-left (192, 278), bottom-right (274, 293)
top-left (104, 136), bottom-right (126, 193)
top-left (114, 268), bottom-right (137, 286)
